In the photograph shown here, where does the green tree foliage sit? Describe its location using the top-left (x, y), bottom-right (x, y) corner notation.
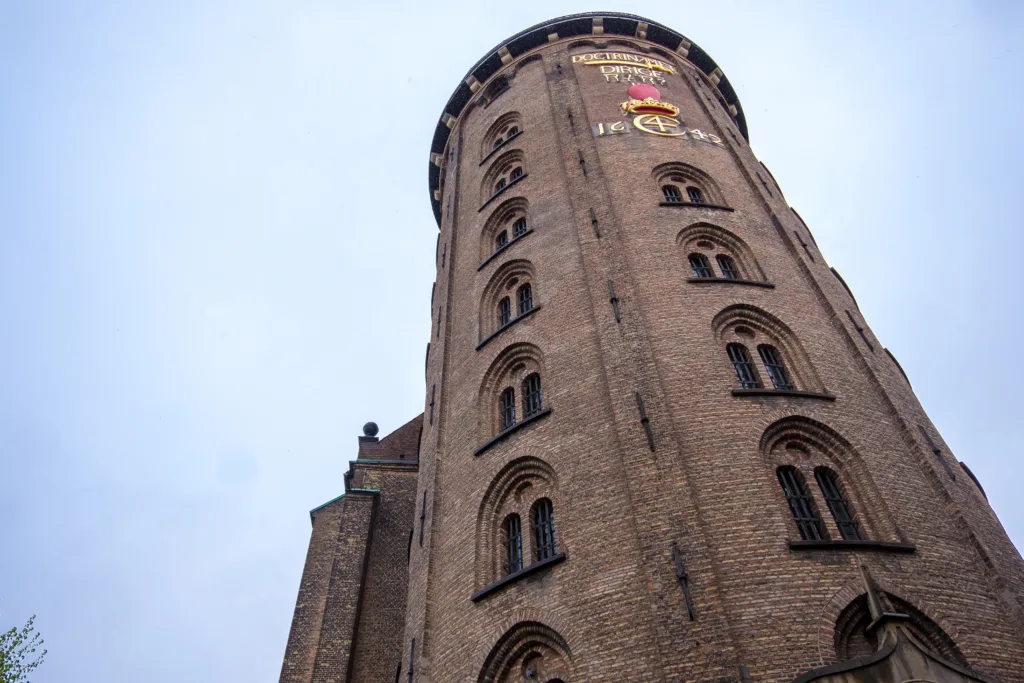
top-left (0, 607), bottom-right (46, 683)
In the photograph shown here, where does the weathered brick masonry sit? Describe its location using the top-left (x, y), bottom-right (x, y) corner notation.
top-left (281, 12), bottom-right (1024, 683)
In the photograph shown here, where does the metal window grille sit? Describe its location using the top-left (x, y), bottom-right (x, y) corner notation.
top-left (495, 178), bottom-right (506, 193)
top-left (493, 137), bottom-right (503, 149)
top-left (504, 515), bottom-right (523, 574)
top-left (716, 254), bottom-right (739, 279)
top-left (507, 126), bottom-right (519, 137)
top-left (510, 166), bottom-right (523, 181)
top-left (662, 184), bottom-right (682, 203)
top-left (689, 253), bottom-right (714, 278)
top-left (686, 186), bottom-right (705, 204)
top-left (727, 343), bottom-right (762, 389)
top-left (815, 469), bottom-right (861, 540)
top-left (522, 372), bottom-right (543, 417)
top-left (758, 345), bottom-right (794, 390)
top-left (499, 387), bottom-right (516, 431)
top-left (517, 284), bottom-right (533, 315)
top-left (777, 467), bottom-right (827, 540)
top-left (495, 230), bottom-right (508, 250)
top-left (497, 297), bottom-right (511, 328)
top-left (513, 217), bottom-right (527, 238)
top-left (532, 498), bottom-right (557, 560)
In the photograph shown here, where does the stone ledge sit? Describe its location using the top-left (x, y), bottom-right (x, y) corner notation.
top-left (732, 388), bottom-right (836, 401)
top-left (474, 408), bottom-right (552, 457)
top-left (477, 229), bottom-right (534, 271)
top-left (659, 202), bottom-right (734, 212)
top-left (686, 277), bottom-right (775, 289)
top-left (789, 539), bottom-right (916, 554)
top-left (470, 552), bottom-right (566, 602)
top-left (476, 305), bottom-right (541, 351)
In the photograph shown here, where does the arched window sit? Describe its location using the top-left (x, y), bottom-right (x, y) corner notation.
top-left (757, 344), bottom-right (793, 390)
top-left (815, 468), bottom-right (861, 540)
top-left (727, 343), bottom-right (761, 389)
top-left (662, 184), bottom-right (683, 203)
top-left (777, 466), bottom-right (827, 540)
top-left (522, 372), bottom-right (543, 417)
top-left (507, 125), bottom-right (519, 137)
top-left (495, 229), bottom-right (508, 251)
top-left (504, 514), bottom-right (523, 574)
top-left (687, 186), bottom-right (706, 204)
top-left (495, 178), bottom-right (507, 193)
top-left (689, 253), bottom-right (714, 278)
top-left (517, 283), bottom-right (533, 315)
top-left (499, 387), bottom-right (516, 431)
top-left (497, 296), bottom-right (511, 327)
top-left (493, 137), bottom-right (503, 149)
top-left (532, 498), bottom-right (557, 560)
top-left (716, 254), bottom-right (739, 279)
top-left (513, 216), bottom-right (528, 238)
top-left (510, 166), bottom-right (523, 181)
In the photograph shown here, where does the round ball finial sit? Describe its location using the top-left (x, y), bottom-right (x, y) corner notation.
top-left (627, 83), bottom-right (661, 102)
top-left (363, 422), bottom-right (379, 437)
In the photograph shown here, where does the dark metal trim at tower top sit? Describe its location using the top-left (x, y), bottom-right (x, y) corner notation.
top-left (427, 12), bottom-right (749, 226)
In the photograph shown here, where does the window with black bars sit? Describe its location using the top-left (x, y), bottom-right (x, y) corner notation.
top-left (522, 373), bottom-right (543, 417)
top-left (689, 253), bottom-right (714, 278)
top-left (510, 166), bottom-right (523, 181)
top-left (686, 186), bottom-right (705, 204)
top-left (517, 284), bottom-right (533, 315)
top-left (495, 230), bottom-right (508, 250)
top-left (495, 178), bottom-right (506, 193)
top-left (777, 467), bottom-right (827, 540)
top-left (815, 469), bottom-right (861, 540)
top-left (532, 498), bottom-right (557, 560)
top-left (499, 387), bottom-right (516, 431)
top-left (504, 514), bottom-right (523, 574)
top-left (727, 343), bottom-right (761, 389)
top-left (513, 217), bottom-right (527, 238)
top-left (662, 184), bottom-right (682, 203)
top-left (716, 254), bottom-right (739, 279)
top-left (758, 345), bottom-right (794, 390)
top-left (497, 297), bottom-right (511, 327)
top-left (507, 126), bottom-right (518, 137)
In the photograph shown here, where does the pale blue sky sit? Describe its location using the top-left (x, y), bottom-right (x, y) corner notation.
top-left (1, 2), bottom-right (1021, 681)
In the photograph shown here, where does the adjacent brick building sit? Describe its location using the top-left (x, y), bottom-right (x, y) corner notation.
top-left (280, 12), bottom-right (1024, 683)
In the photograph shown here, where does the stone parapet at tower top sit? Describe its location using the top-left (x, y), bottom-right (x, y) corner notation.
top-left (281, 12), bottom-right (1024, 683)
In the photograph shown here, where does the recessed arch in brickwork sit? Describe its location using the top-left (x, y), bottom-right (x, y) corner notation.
top-left (477, 620), bottom-right (573, 683)
top-left (653, 161), bottom-right (726, 206)
top-left (480, 197), bottom-right (529, 262)
top-left (713, 304), bottom-right (823, 393)
top-left (480, 259), bottom-right (538, 342)
top-left (816, 574), bottom-right (968, 667)
top-left (760, 416), bottom-right (900, 542)
top-left (482, 149), bottom-right (525, 206)
top-left (676, 222), bottom-right (767, 281)
top-left (481, 111), bottom-right (523, 159)
top-left (475, 456), bottom-right (561, 588)
top-left (479, 343), bottom-right (546, 440)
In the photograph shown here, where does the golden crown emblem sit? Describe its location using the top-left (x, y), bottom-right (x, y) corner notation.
top-left (620, 97), bottom-right (681, 117)
top-left (619, 84), bottom-right (680, 117)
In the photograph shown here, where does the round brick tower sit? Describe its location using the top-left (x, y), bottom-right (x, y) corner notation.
top-left (408, 12), bottom-right (1024, 683)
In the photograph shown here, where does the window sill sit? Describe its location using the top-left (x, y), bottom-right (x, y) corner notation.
top-left (476, 305), bottom-right (541, 351)
top-left (687, 277), bottom-right (774, 289)
top-left (479, 130), bottom-right (523, 166)
top-left (479, 173), bottom-right (528, 212)
top-left (471, 552), bottom-right (566, 602)
top-left (789, 539), bottom-right (916, 554)
top-left (659, 202), bottom-right (734, 212)
top-left (477, 229), bottom-right (534, 271)
top-left (474, 408), bottom-right (552, 457)
top-left (731, 388), bottom-right (836, 401)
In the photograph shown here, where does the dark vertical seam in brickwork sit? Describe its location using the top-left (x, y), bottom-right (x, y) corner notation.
top-left (608, 280), bottom-right (620, 323)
